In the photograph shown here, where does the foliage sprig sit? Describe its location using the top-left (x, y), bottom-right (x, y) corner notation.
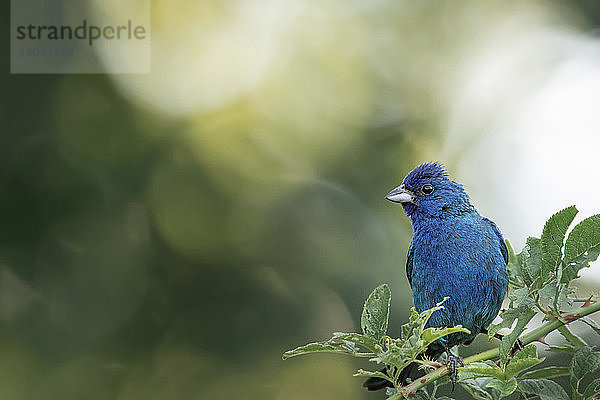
top-left (284, 206), bottom-right (600, 399)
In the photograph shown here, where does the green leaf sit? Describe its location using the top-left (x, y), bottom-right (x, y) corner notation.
top-left (520, 237), bottom-right (543, 287)
top-left (518, 379), bottom-right (570, 400)
top-left (562, 244), bottom-right (600, 284)
top-left (400, 308), bottom-right (420, 340)
top-left (489, 307), bottom-right (536, 364)
top-left (488, 308), bottom-right (519, 338)
top-left (504, 344), bottom-right (543, 379)
top-left (538, 282), bottom-right (558, 301)
top-left (580, 316), bottom-right (600, 335)
top-left (505, 239), bottom-right (517, 264)
top-left (582, 377), bottom-right (600, 400)
top-left (353, 369), bottom-right (391, 382)
top-left (557, 325), bottom-right (587, 347)
top-left (461, 377), bottom-right (501, 400)
top-left (565, 214), bottom-right (600, 262)
top-left (538, 281), bottom-right (575, 314)
top-left (537, 281), bottom-right (574, 313)
top-left (332, 332), bottom-right (379, 352)
top-left (375, 347), bottom-right (413, 371)
top-left (563, 214), bottom-right (600, 284)
top-left (508, 287), bottom-right (534, 308)
top-left (541, 206), bottom-right (578, 283)
top-left (510, 343), bottom-right (537, 360)
top-left (283, 340), bottom-right (367, 359)
top-left (400, 322), bottom-right (411, 340)
top-left (421, 326), bottom-right (470, 346)
top-left (521, 366), bottom-right (570, 380)
top-left (461, 361), bottom-right (506, 381)
top-left (570, 346), bottom-right (600, 393)
top-left (499, 311), bottom-right (536, 365)
top-left (283, 331), bottom-right (380, 359)
top-left (567, 254), bottom-right (600, 286)
top-left (486, 378), bottom-right (517, 398)
top-left (504, 239), bottom-right (517, 264)
top-left (361, 284), bottom-right (391, 343)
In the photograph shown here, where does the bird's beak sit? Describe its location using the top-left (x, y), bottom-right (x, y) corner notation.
top-left (385, 184), bottom-right (415, 204)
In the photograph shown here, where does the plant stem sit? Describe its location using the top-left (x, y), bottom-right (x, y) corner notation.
top-left (390, 300), bottom-right (600, 399)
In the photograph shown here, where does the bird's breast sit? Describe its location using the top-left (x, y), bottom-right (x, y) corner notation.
top-left (409, 216), bottom-right (507, 331)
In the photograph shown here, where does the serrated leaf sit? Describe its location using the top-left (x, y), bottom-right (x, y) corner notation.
top-left (562, 245), bottom-right (600, 284)
top-left (486, 378), bottom-right (517, 398)
top-left (353, 369), bottom-right (391, 382)
top-left (504, 345), bottom-right (543, 379)
top-left (508, 287), bottom-right (534, 308)
top-left (400, 322), bottom-right (411, 340)
top-left (520, 237), bottom-right (543, 287)
top-left (361, 284), bottom-right (391, 343)
top-left (461, 377), bottom-right (501, 400)
top-left (521, 366), bottom-right (570, 380)
top-left (408, 307), bottom-right (420, 324)
top-left (461, 368), bottom-right (506, 381)
top-left (555, 286), bottom-right (575, 313)
top-left (461, 362), bottom-right (506, 381)
top-left (557, 325), bottom-right (587, 347)
top-left (541, 206), bottom-right (578, 282)
top-left (512, 343), bottom-right (537, 360)
top-left (565, 214), bottom-right (600, 262)
top-left (283, 341), bottom-right (364, 359)
top-left (563, 214), bottom-right (600, 284)
top-left (570, 346), bottom-right (600, 393)
top-left (488, 307), bottom-right (536, 364)
top-left (539, 282), bottom-right (559, 303)
top-left (488, 308), bottom-right (519, 338)
top-left (583, 377), bottom-right (600, 400)
top-left (458, 360), bottom-right (496, 381)
top-left (538, 282), bottom-right (574, 314)
top-left (421, 326), bottom-right (470, 346)
top-left (332, 332), bottom-right (379, 352)
top-left (507, 263), bottom-right (523, 287)
top-left (518, 379), bottom-right (569, 400)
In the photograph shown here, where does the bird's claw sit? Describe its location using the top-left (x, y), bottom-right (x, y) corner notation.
top-left (446, 353), bottom-right (464, 392)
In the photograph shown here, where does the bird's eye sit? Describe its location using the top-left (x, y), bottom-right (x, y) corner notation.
top-left (421, 184), bottom-right (434, 195)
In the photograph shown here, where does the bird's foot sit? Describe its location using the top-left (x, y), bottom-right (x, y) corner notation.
top-left (446, 352), bottom-right (464, 392)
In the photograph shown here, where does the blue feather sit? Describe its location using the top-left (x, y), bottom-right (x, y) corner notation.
top-left (392, 162), bottom-right (508, 349)
top-left (365, 163), bottom-right (509, 391)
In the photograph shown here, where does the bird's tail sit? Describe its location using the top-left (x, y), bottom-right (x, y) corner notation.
top-left (362, 362), bottom-right (420, 391)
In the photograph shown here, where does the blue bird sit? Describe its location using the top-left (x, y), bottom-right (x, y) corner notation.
top-left (364, 162), bottom-right (508, 391)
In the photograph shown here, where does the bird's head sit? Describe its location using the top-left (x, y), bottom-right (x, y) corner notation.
top-left (385, 162), bottom-right (474, 220)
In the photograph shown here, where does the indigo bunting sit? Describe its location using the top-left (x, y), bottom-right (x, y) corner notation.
top-left (364, 162), bottom-right (508, 391)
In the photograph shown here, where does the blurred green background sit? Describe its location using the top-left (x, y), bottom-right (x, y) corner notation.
top-left (3, 1), bottom-right (600, 399)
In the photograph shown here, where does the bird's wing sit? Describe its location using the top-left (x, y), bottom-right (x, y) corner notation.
top-left (406, 242), bottom-right (414, 287)
top-left (482, 217), bottom-right (508, 265)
